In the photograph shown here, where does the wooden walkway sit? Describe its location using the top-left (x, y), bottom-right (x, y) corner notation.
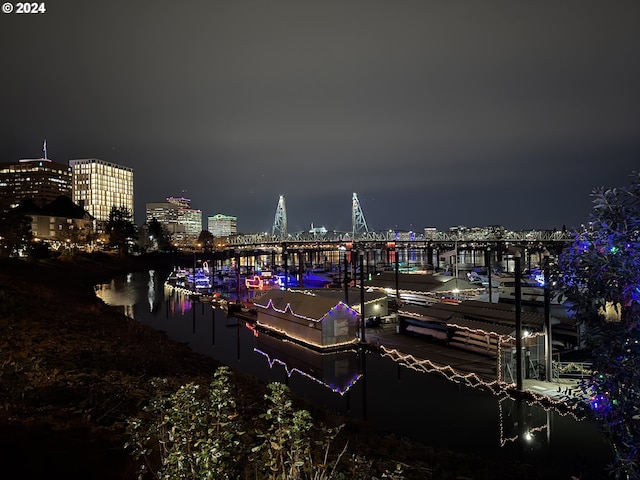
top-left (363, 321), bottom-right (585, 406)
top-left (364, 322), bottom-right (498, 378)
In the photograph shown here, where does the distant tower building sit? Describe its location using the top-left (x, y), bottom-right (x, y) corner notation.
top-left (146, 199), bottom-right (181, 235)
top-left (69, 158), bottom-right (134, 223)
top-left (145, 196), bottom-right (202, 247)
top-left (0, 158), bottom-right (72, 211)
top-left (178, 207), bottom-right (202, 238)
top-left (208, 213), bottom-right (237, 237)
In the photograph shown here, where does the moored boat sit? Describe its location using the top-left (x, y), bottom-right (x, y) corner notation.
top-left (498, 277), bottom-right (563, 304)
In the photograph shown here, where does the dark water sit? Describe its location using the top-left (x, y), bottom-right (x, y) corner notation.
top-left (95, 269), bottom-right (612, 478)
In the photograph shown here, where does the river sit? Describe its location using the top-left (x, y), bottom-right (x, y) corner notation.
top-left (95, 269), bottom-right (612, 478)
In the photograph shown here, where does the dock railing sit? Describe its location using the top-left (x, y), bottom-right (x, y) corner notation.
top-left (553, 361), bottom-right (593, 381)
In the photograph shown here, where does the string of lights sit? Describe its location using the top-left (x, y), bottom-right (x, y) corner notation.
top-left (379, 345), bottom-right (586, 420)
top-left (497, 397), bottom-right (551, 447)
top-left (253, 348), bottom-right (363, 395)
top-left (254, 297), bottom-right (359, 323)
top-left (254, 320), bottom-right (360, 349)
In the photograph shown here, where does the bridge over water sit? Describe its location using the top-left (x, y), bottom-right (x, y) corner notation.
top-left (229, 227), bottom-right (574, 247)
top-left (229, 192), bottom-right (575, 248)
top-left (208, 193), bottom-right (576, 278)
top-left (216, 194), bottom-right (577, 275)
top-left (224, 228), bottom-right (574, 275)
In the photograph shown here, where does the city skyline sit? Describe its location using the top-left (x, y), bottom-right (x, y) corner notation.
top-left (2, 1), bottom-right (639, 232)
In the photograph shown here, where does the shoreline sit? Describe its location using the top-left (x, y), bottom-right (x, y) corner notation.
top-left (0, 253), bottom-right (596, 479)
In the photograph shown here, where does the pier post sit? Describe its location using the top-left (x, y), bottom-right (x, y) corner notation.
top-left (283, 248), bottom-right (289, 289)
top-left (486, 247), bottom-right (493, 303)
top-left (366, 249), bottom-right (370, 280)
top-left (514, 250), bottom-right (523, 392)
top-left (298, 248), bottom-right (304, 287)
top-left (395, 246), bottom-right (400, 306)
top-left (359, 249), bottom-right (366, 343)
top-left (543, 250), bottom-right (553, 381)
top-left (193, 250), bottom-right (197, 276)
top-left (235, 249), bottom-right (241, 303)
top-left (343, 247), bottom-right (349, 305)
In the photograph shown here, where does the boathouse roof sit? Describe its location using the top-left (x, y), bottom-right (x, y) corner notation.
top-left (399, 300), bottom-right (547, 330)
top-left (398, 304), bottom-right (516, 337)
top-left (289, 287), bottom-right (387, 306)
top-left (252, 289), bottom-right (356, 321)
top-left (365, 272), bottom-right (481, 293)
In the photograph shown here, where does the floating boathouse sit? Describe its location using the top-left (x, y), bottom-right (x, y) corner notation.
top-left (288, 287), bottom-right (390, 321)
top-left (365, 272), bottom-right (492, 306)
top-left (252, 289), bottom-right (360, 350)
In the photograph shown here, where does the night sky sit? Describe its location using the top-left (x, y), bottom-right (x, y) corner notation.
top-left (2, 1), bottom-right (639, 233)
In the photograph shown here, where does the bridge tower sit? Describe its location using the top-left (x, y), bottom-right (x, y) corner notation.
top-left (272, 195), bottom-right (287, 237)
top-left (352, 192), bottom-right (369, 237)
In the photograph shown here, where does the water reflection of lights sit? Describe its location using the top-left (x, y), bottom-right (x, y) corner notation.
top-left (148, 270), bottom-right (156, 312)
top-left (498, 396), bottom-right (549, 447)
top-left (249, 323), bottom-right (363, 396)
top-left (165, 286), bottom-right (194, 315)
top-left (254, 348), bottom-right (362, 396)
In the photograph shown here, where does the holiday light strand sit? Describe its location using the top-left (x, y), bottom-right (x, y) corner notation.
top-left (255, 321), bottom-right (359, 349)
top-left (380, 345), bottom-right (586, 419)
top-left (254, 298), bottom-right (359, 323)
top-left (254, 348), bottom-right (362, 395)
top-left (380, 346), bottom-right (505, 393)
top-left (387, 287), bottom-right (487, 297)
top-left (498, 396), bottom-right (550, 446)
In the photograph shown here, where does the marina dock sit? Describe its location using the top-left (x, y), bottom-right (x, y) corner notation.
top-left (167, 264), bottom-right (586, 408)
top-left (225, 304), bottom-right (584, 408)
top-left (364, 321), bottom-right (582, 400)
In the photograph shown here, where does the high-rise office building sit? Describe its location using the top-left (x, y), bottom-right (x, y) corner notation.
top-left (208, 213), bottom-right (237, 237)
top-left (0, 158), bottom-right (72, 211)
top-left (146, 201), bottom-right (179, 231)
top-left (179, 208), bottom-right (203, 236)
top-left (69, 158), bottom-right (134, 223)
top-left (145, 196), bottom-right (202, 247)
